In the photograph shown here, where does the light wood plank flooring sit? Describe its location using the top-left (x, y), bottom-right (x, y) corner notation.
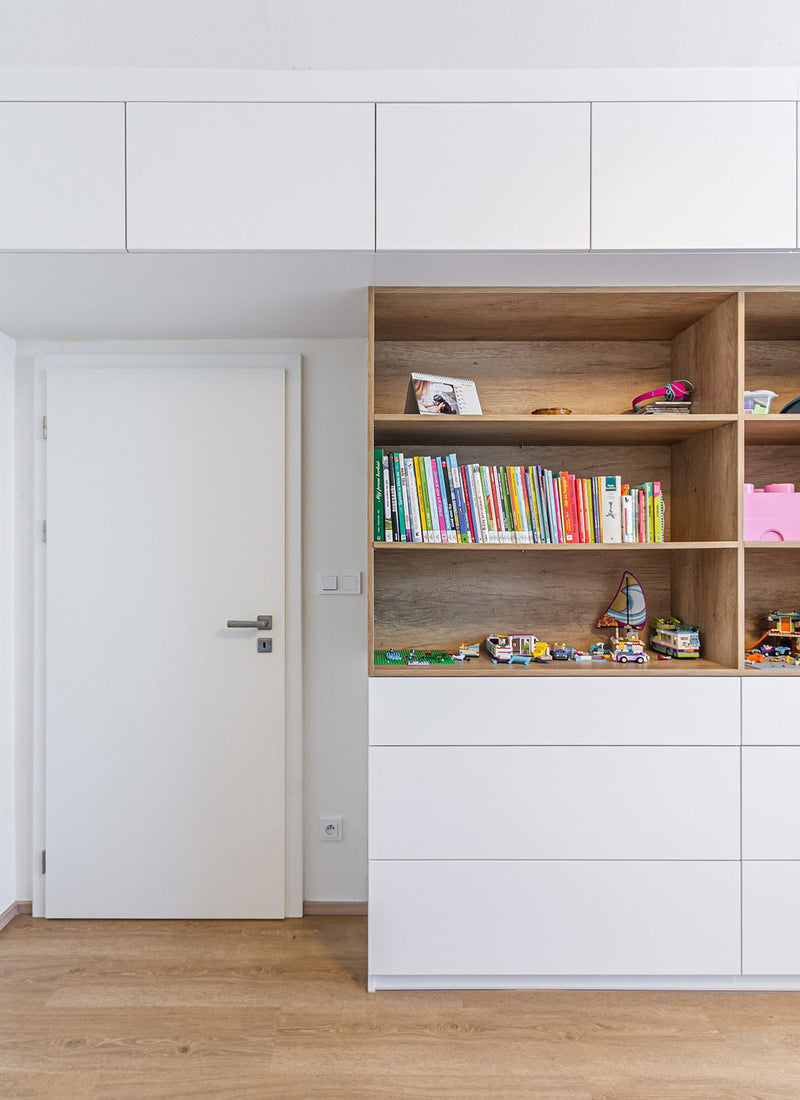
top-left (1, 914), bottom-right (799, 1098)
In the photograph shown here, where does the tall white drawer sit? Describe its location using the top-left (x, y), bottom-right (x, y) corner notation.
top-left (370, 746), bottom-right (740, 860)
top-left (742, 747), bottom-right (800, 858)
top-left (742, 679), bottom-right (800, 745)
top-left (370, 678), bottom-right (740, 746)
top-left (743, 862), bottom-right (800, 974)
top-left (369, 860), bottom-right (741, 977)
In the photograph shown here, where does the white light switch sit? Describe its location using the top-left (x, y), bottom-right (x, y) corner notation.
top-left (318, 571), bottom-right (362, 595)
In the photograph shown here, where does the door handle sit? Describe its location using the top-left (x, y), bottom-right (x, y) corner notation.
top-left (226, 615), bottom-right (272, 630)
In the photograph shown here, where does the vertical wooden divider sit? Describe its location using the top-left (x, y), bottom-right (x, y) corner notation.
top-left (367, 288), bottom-right (376, 671)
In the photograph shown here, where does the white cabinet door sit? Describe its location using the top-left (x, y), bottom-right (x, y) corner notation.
top-left (369, 861), bottom-right (741, 978)
top-left (370, 746), bottom-right (740, 860)
top-left (742, 748), bottom-right (800, 858)
top-left (743, 862), bottom-right (800, 974)
top-left (126, 103), bottom-right (375, 250)
top-left (377, 103), bottom-right (590, 250)
top-left (0, 103), bottom-right (124, 250)
top-left (592, 102), bottom-right (796, 250)
top-left (742, 679), bottom-right (800, 744)
top-left (369, 677), bottom-right (740, 746)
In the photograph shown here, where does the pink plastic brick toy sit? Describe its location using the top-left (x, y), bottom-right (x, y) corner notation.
top-left (744, 483), bottom-right (800, 541)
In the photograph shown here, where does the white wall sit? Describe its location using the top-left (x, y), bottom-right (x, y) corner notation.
top-left (0, 332), bottom-right (16, 913)
top-left (13, 337), bottom-right (368, 904)
top-left (1, 0), bottom-right (800, 68)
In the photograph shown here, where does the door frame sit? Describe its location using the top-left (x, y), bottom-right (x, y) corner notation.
top-left (32, 350), bottom-right (303, 918)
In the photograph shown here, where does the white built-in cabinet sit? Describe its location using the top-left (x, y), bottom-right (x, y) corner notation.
top-left (368, 677), bottom-right (747, 988)
top-left (370, 676), bottom-right (800, 987)
top-left (125, 102), bottom-right (375, 250)
top-left (741, 680), bottom-right (800, 974)
top-left (0, 103), bottom-right (125, 250)
top-left (375, 103), bottom-right (590, 250)
top-left (591, 101), bottom-right (797, 250)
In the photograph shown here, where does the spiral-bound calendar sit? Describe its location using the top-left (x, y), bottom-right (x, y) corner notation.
top-left (405, 373), bottom-right (483, 415)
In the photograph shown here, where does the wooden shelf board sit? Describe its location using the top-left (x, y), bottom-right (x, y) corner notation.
top-left (744, 415), bottom-right (800, 444)
top-left (373, 541), bottom-right (738, 551)
top-left (374, 413), bottom-right (736, 447)
top-left (745, 541), bottom-right (800, 550)
top-left (371, 656), bottom-right (736, 677)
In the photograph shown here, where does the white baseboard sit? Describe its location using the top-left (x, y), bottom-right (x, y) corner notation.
top-left (303, 901), bottom-right (367, 916)
top-left (0, 900), bottom-right (32, 931)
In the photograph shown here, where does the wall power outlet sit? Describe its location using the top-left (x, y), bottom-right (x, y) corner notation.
top-left (320, 816), bottom-right (343, 841)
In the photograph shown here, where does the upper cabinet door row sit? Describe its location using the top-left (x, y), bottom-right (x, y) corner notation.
top-left (0, 99), bottom-right (797, 252)
top-left (377, 100), bottom-right (797, 251)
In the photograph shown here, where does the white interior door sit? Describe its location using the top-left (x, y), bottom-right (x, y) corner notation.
top-left (45, 361), bottom-right (286, 918)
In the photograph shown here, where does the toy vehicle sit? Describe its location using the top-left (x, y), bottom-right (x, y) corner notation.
top-left (458, 641), bottom-right (481, 658)
top-left (612, 635), bottom-right (650, 663)
top-left (551, 643), bottom-right (574, 661)
top-left (486, 634), bottom-right (542, 662)
top-left (650, 617), bottom-right (700, 659)
top-left (485, 634), bottom-right (513, 662)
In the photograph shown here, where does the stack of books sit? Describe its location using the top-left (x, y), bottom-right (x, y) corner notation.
top-left (374, 450), bottom-right (665, 545)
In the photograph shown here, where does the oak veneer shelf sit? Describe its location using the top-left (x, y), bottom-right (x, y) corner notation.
top-left (743, 414), bottom-right (800, 444)
top-left (374, 413), bottom-right (736, 447)
top-left (372, 541), bottom-right (738, 551)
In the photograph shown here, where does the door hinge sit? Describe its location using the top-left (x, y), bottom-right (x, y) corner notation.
top-left (42, 416), bottom-right (47, 440)
top-left (41, 850), bottom-right (46, 875)
top-left (42, 520), bottom-right (47, 543)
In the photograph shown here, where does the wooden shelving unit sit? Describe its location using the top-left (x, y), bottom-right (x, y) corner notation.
top-left (368, 287), bottom-right (800, 676)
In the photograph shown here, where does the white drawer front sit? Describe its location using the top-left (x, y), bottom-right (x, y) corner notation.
top-left (377, 103), bottom-right (590, 251)
top-left (592, 101), bottom-right (796, 250)
top-left (0, 103), bottom-right (125, 250)
top-left (742, 748), bottom-right (800, 858)
top-left (370, 746), bottom-right (739, 860)
top-left (369, 677), bottom-right (740, 746)
top-left (742, 679), bottom-right (800, 745)
top-left (743, 862), bottom-right (800, 974)
top-left (127, 102), bottom-right (375, 250)
top-left (369, 860), bottom-right (741, 977)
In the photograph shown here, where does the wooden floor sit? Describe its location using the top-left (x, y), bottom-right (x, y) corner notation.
top-left (2, 915), bottom-right (800, 1099)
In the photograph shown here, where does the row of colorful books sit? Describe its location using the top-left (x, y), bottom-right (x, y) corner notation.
top-left (374, 450), bottom-right (665, 544)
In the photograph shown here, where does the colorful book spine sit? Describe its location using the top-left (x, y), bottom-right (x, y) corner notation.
top-left (653, 480), bottom-right (664, 542)
top-left (437, 456), bottom-right (458, 544)
top-left (381, 454), bottom-right (394, 542)
top-left (462, 464), bottom-right (479, 542)
top-left (600, 475), bottom-right (622, 543)
top-left (448, 454), bottom-right (470, 542)
top-left (405, 457), bottom-right (423, 542)
top-left (424, 455), bottom-right (444, 543)
top-left (472, 464), bottom-right (490, 541)
top-left (374, 448), bottom-right (385, 542)
top-left (396, 452), bottom-right (412, 541)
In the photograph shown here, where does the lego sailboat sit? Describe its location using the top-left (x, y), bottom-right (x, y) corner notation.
top-left (595, 570), bottom-right (647, 633)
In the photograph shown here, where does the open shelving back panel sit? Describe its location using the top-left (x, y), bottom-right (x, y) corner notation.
top-left (368, 287), bottom-right (785, 676)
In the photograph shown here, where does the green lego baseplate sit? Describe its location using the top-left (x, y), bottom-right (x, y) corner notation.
top-left (374, 648), bottom-right (457, 666)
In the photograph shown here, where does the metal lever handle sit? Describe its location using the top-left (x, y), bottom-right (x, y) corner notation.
top-left (226, 615), bottom-right (272, 630)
